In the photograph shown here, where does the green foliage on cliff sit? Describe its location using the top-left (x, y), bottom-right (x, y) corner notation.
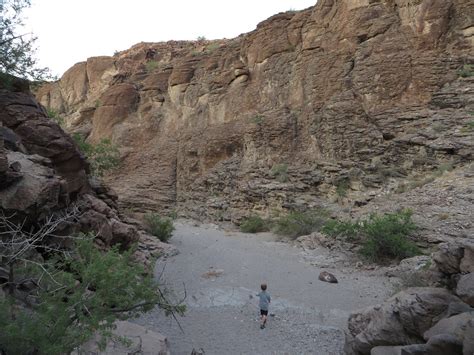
top-left (270, 163), bottom-right (289, 183)
top-left (72, 133), bottom-right (120, 177)
top-left (458, 64), bottom-right (474, 78)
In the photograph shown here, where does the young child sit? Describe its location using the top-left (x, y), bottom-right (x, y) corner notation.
top-left (257, 283), bottom-right (271, 329)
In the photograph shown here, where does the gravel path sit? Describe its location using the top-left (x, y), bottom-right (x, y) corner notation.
top-left (135, 221), bottom-right (394, 355)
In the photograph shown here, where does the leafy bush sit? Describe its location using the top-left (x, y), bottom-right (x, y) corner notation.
top-left (270, 163), bottom-right (289, 183)
top-left (73, 133), bottom-right (120, 177)
top-left (240, 215), bottom-right (269, 233)
top-left (322, 210), bottom-right (420, 263)
top-left (144, 213), bottom-right (175, 242)
top-left (0, 236), bottom-right (185, 355)
top-left (322, 219), bottom-right (360, 241)
top-left (273, 210), bottom-right (328, 239)
top-left (360, 210), bottom-right (419, 262)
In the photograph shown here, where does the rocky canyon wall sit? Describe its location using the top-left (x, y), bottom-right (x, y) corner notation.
top-left (36, 0), bottom-right (473, 232)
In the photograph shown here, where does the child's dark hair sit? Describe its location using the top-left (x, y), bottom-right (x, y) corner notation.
top-left (261, 283), bottom-right (267, 291)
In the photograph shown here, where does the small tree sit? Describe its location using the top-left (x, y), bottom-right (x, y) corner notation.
top-left (0, 0), bottom-right (51, 81)
top-left (0, 209), bottom-right (185, 354)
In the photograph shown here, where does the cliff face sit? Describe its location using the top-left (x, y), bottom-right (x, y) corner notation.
top-left (36, 0), bottom-right (473, 233)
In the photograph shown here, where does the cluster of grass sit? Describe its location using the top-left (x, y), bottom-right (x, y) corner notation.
top-left (322, 209), bottom-right (420, 263)
top-left (205, 42), bottom-right (220, 53)
top-left (240, 215), bottom-right (270, 233)
top-left (47, 108), bottom-right (65, 127)
top-left (396, 162), bottom-right (454, 193)
top-left (144, 213), bottom-right (175, 243)
top-left (240, 210), bottom-right (328, 239)
top-left (461, 121), bottom-right (474, 133)
top-left (335, 179), bottom-right (350, 197)
top-left (273, 210), bottom-right (328, 239)
top-left (72, 133), bottom-right (120, 177)
top-left (458, 64), bottom-right (474, 78)
top-left (270, 163), bottom-right (289, 183)
top-left (250, 115), bottom-right (264, 125)
top-left (145, 60), bottom-right (159, 72)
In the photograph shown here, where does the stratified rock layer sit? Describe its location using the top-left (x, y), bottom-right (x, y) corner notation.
top-left (36, 0), bottom-right (474, 238)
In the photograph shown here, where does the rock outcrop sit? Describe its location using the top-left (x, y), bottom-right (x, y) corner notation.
top-left (346, 240), bottom-right (474, 354)
top-left (0, 77), bottom-right (174, 267)
top-left (36, 1), bottom-right (473, 242)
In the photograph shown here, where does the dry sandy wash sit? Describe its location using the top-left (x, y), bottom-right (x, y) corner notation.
top-left (135, 221), bottom-right (395, 355)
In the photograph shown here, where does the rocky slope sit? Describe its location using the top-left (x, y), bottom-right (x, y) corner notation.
top-left (36, 0), bottom-right (473, 245)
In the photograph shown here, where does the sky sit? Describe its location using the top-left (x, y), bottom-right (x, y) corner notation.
top-left (23, 0), bottom-right (316, 77)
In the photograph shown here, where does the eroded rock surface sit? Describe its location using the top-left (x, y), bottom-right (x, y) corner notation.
top-left (35, 0), bottom-right (473, 245)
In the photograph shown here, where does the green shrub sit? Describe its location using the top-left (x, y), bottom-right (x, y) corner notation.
top-left (144, 213), bottom-right (175, 242)
top-left (322, 209), bottom-right (420, 263)
top-left (360, 210), bottom-right (420, 262)
top-left (273, 210), bottom-right (327, 239)
top-left (72, 133), bottom-right (120, 177)
top-left (335, 180), bottom-right (349, 197)
top-left (0, 237), bottom-right (185, 355)
top-left (458, 64), bottom-right (474, 78)
top-left (270, 163), bottom-right (289, 183)
top-left (145, 60), bottom-right (159, 72)
top-left (322, 219), bottom-right (360, 241)
top-left (250, 115), bottom-right (264, 125)
top-left (240, 215), bottom-right (269, 233)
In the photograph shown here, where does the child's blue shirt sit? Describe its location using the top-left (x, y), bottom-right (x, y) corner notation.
top-left (257, 291), bottom-right (271, 311)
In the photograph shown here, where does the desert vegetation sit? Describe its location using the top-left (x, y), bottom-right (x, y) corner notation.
top-left (73, 133), bottom-right (120, 177)
top-left (0, 211), bottom-right (185, 355)
top-left (144, 213), bottom-right (175, 243)
top-left (322, 209), bottom-right (420, 263)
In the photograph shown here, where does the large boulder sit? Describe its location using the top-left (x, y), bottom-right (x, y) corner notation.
top-left (0, 151), bottom-right (63, 215)
top-left (0, 86), bottom-right (89, 194)
top-left (424, 312), bottom-right (474, 342)
top-left (346, 287), bottom-right (461, 355)
top-left (433, 243), bottom-right (464, 275)
top-left (460, 241), bottom-right (474, 274)
top-left (456, 273), bottom-right (474, 307)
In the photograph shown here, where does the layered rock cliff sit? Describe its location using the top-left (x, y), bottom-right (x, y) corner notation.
top-left (36, 0), bottom-right (473, 242)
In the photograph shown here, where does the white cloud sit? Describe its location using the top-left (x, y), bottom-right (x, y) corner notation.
top-left (23, 0), bottom-right (316, 76)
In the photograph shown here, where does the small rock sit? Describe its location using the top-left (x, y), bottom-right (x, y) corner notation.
top-left (319, 271), bottom-right (338, 283)
top-left (202, 268), bottom-right (224, 279)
